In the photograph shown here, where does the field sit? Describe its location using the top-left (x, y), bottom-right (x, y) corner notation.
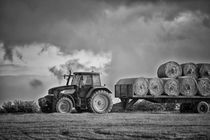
top-left (0, 111), bottom-right (210, 140)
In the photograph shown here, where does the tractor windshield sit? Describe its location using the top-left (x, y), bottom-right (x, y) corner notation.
top-left (71, 74), bottom-right (81, 86)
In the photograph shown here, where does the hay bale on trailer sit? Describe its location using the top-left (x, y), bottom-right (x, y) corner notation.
top-left (181, 63), bottom-right (198, 79)
top-left (149, 78), bottom-right (164, 96)
top-left (197, 63), bottom-right (210, 78)
top-left (115, 77), bottom-right (149, 98)
top-left (157, 61), bottom-right (182, 78)
top-left (197, 78), bottom-right (210, 97)
top-left (179, 76), bottom-right (197, 96)
top-left (133, 78), bottom-right (149, 96)
top-left (163, 78), bottom-right (180, 96)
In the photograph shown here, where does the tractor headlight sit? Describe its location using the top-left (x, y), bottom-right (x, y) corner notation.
top-left (60, 89), bottom-right (76, 94)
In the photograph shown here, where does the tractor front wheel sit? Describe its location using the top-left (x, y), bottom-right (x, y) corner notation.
top-left (56, 97), bottom-right (73, 113)
top-left (88, 90), bottom-right (113, 113)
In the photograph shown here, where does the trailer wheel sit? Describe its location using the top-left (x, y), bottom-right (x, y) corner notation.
top-left (196, 101), bottom-right (209, 114)
top-left (56, 97), bottom-right (73, 113)
top-left (88, 90), bottom-right (113, 113)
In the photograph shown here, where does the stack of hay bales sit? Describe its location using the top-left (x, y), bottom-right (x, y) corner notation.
top-left (156, 61), bottom-right (182, 96)
top-left (155, 61), bottom-right (210, 97)
top-left (133, 61), bottom-right (210, 97)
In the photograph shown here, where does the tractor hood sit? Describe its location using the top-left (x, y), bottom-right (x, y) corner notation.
top-left (48, 85), bottom-right (77, 95)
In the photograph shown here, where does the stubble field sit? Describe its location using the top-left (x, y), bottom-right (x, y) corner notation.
top-left (0, 111), bottom-right (210, 140)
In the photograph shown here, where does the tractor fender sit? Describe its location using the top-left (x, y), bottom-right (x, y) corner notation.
top-left (58, 94), bottom-right (76, 107)
top-left (86, 87), bottom-right (112, 98)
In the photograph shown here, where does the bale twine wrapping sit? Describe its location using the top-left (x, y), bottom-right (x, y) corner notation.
top-left (149, 78), bottom-right (164, 96)
top-left (163, 78), bottom-right (180, 96)
top-left (197, 63), bottom-right (210, 78)
top-left (133, 77), bottom-right (149, 96)
top-left (181, 63), bottom-right (198, 79)
top-left (179, 76), bottom-right (197, 96)
top-left (157, 61), bottom-right (182, 78)
top-left (197, 78), bottom-right (210, 97)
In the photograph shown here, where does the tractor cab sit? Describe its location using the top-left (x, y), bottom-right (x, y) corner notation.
top-left (38, 71), bottom-right (113, 114)
top-left (69, 72), bottom-right (101, 98)
top-left (71, 72), bottom-right (101, 86)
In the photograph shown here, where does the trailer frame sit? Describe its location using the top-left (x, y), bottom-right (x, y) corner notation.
top-left (119, 96), bottom-right (210, 113)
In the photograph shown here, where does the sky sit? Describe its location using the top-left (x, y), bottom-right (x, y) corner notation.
top-left (0, 0), bottom-right (210, 104)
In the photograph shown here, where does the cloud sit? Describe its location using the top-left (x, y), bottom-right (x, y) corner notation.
top-left (1, 0), bottom-right (209, 54)
top-left (0, 1), bottom-right (210, 77)
top-left (0, 1), bottom-right (210, 81)
top-left (0, 43), bottom-right (112, 80)
top-left (48, 50), bottom-right (112, 81)
top-left (1, 0), bottom-right (210, 103)
top-left (0, 0), bottom-right (109, 53)
top-left (29, 79), bottom-right (43, 89)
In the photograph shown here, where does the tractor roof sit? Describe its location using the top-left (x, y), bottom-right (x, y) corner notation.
top-left (73, 72), bottom-right (100, 75)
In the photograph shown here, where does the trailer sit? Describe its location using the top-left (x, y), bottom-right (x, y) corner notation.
top-left (115, 78), bottom-right (210, 113)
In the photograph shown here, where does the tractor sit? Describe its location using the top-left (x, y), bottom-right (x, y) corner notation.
top-left (38, 71), bottom-right (113, 114)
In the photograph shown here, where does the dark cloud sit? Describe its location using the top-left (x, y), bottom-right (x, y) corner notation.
top-left (0, 0), bottom-right (210, 55)
top-left (29, 79), bottom-right (43, 89)
top-left (2, 43), bottom-right (13, 61)
top-left (1, 42), bottom-right (24, 62)
top-left (0, 0), bottom-right (107, 53)
top-left (49, 66), bottom-right (65, 82)
top-left (15, 50), bottom-right (23, 61)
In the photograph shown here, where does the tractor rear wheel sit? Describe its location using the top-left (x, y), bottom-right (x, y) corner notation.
top-left (56, 97), bottom-right (73, 113)
top-left (88, 90), bottom-right (113, 113)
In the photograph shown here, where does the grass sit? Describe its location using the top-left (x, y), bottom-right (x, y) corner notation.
top-left (0, 100), bottom-right (39, 113)
top-left (0, 112), bottom-right (210, 139)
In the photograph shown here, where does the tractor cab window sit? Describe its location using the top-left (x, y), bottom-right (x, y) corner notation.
top-left (93, 75), bottom-right (101, 86)
top-left (81, 75), bottom-right (92, 86)
top-left (71, 75), bottom-right (81, 86)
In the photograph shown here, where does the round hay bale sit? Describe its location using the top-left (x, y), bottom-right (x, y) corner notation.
top-left (157, 61), bottom-right (182, 78)
top-left (197, 63), bottom-right (210, 78)
top-left (133, 78), bottom-right (149, 96)
top-left (163, 78), bottom-right (180, 96)
top-left (149, 78), bottom-right (164, 96)
top-left (197, 78), bottom-right (210, 97)
top-left (179, 76), bottom-right (197, 96)
top-left (181, 63), bottom-right (198, 79)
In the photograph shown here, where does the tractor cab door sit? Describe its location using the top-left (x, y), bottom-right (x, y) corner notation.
top-left (78, 74), bottom-right (93, 98)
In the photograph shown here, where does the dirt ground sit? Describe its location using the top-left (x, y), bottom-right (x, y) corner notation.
top-left (0, 111), bottom-right (210, 140)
